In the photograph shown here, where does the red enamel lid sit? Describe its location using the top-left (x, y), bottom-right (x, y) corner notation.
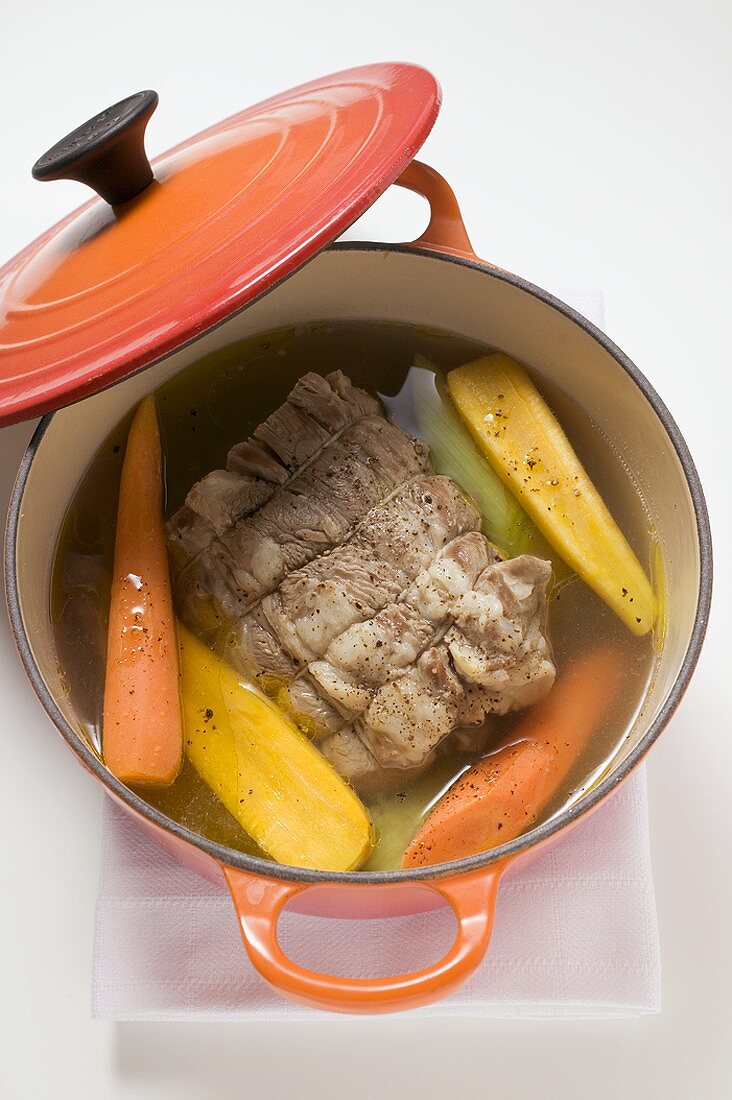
top-left (0, 64), bottom-right (440, 426)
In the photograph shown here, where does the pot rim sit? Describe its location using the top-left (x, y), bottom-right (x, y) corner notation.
top-left (4, 241), bottom-right (713, 885)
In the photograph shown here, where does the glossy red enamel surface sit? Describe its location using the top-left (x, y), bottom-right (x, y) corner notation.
top-left (0, 63), bottom-right (440, 426)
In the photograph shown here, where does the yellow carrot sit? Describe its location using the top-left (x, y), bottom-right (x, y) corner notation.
top-left (103, 397), bottom-right (183, 786)
top-left (178, 625), bottom-right (374, 872)
top-left (447, 354), bottom-right (657, 635)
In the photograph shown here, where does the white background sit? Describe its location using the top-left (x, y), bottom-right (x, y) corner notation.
top-left (0, 1), bottom-right (729, 1096)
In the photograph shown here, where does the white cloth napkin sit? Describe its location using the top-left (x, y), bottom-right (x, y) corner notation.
top-left (91, 289), bottom-right (660, 1020)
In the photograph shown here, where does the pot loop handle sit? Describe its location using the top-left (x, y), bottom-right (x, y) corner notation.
top-left (394, 160), bottom-right (480, 261)
top-left (223, 863), bottom-right (505, 1015)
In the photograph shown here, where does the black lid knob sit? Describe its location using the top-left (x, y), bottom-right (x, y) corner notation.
top-left (32, 90), bottom-right (158, 207)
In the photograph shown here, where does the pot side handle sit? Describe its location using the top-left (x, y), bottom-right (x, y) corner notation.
top-left (222, 863), bottom-right (505, 1015)
top-left (394, 160), bottom-right (481, 261)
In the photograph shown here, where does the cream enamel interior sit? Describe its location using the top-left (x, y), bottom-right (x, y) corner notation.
top-left (11, 246), bottom-right (702, 831)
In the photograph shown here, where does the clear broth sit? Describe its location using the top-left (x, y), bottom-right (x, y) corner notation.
top-left (51, 321), bottom-right (657, 870)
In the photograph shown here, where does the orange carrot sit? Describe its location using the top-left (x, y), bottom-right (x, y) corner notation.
top-left (402, 645), bottom-right (624, 867)
top-left (103, 396), bottom-right (183, 786)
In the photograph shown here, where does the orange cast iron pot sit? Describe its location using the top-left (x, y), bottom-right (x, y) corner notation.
top-left (5, 161), bottom-right (712, 1015)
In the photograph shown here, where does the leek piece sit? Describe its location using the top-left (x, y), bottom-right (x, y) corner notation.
top-left (447, 354), bottom-right (657, 635)
top-left (651, 534), bottom-right (667, 655)
top-left (364, 758), bottom-right (467, 872)
top-left (384, 362), bottom-right (563, 567)
top-left (178, 625), bottom-right (374, 871)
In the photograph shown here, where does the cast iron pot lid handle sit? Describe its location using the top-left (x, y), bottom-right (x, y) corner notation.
top-left (32, 90), bottom-right (158, 206)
